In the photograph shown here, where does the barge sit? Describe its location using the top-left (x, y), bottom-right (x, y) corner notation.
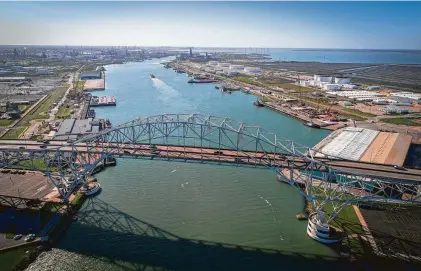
top-left (90, 96), bottom-right (116, 107)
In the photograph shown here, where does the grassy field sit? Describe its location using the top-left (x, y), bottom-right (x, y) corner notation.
top-left (278, 83), bottom-right (316, 93)
top-left (17, 159), bottom-right (57, 172)
top-left (0, 119), bottom-right (14, 126)
top-left (56, 106), bottom-right (72, 119)
top-left (235, 76), bottom-right (257, 85)
top-left (76, 80), bottom-right (85, 92)
top-left (1, 126), bottom-right (28, 139)
top-left (382, 117), bottom-right (421, 126)
top-left (0, 248), bottom-right (28, 271)
top-left (343, 108), bottom-right (376, 118)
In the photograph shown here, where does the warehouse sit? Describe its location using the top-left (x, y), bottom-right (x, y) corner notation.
top-left (54, 118), bottom-right (100, 140)
top-left (313, 127), bottom-right (412, 166)
top-left (80, 71), bottom-right (101, 80)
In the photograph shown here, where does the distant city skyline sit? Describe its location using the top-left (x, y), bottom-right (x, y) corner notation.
top-left (0, 1), bottom-right (420, 50)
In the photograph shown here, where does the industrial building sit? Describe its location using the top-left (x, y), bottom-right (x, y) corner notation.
top-left (229, 65), bottom-right (245, 71)
top-left (300, 75), bottom-right (354, 90)
top-left (80, 71), bottom-right (102, 80)
top-left (244, 67), bottom-right (261, 73)
top-left (54, 118), bottom-right (100, 140)
top-left (313, 127), bottom-right (412, 166)
top-left (326, 90), bottom-right (383, 101)
top-left (390, 92), bottom-right (421, 103)
top-left (381, 105), bottom-right (410, 114)
top-left (0, 77), bottom-right (29, 83)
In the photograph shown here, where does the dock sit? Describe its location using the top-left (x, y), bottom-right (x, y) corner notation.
top-left (83, 71), bottom-right (105, 91)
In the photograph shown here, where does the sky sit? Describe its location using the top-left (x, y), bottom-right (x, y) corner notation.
top-left (0, 1), bottom-right (420, 49)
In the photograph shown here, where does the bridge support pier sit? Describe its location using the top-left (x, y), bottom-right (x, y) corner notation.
top-left (306, 212), bottom-right (342, 243)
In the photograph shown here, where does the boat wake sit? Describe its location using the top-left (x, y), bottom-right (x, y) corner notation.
top-left (152, 78), bottom-right (182, 100)
top-left (152, 78), bottom-right (196, 110)
top-left (258, 195), bottom-right (279, 224)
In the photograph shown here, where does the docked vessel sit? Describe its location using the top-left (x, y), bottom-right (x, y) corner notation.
top-left (304, 121), bottom-right (320, 129)
top-left (188, 79), bottom-right (218, 83)
top-left (90, 96), bottom-right (116, 107)
top-left (82, 182), bottom-right (101, 196)
top-left (149, 74), bottom-right (156, 79)
top-left (253, 99), bottom-right (265, 107)
top-left (222, 85), bottom-right (241, 92)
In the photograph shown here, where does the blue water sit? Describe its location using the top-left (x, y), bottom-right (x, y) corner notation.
top-left (268, 49), bottom-right (421, 64)
top-left (94, 60), bottom-right (328, 146)
top-left (29, 59), bottom-right (346, 271)
top-left (195, 47), bottom-right (421, 64)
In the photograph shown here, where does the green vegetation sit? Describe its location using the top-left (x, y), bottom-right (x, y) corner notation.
top-left (30, 86), bottom-right (67, 121)
top-left (56, 105), bottom-right (72, 119)
top-left (261, 96), bottom-right (273, 102)
top-left (382, 117), bottom-right (421, 126)
top-left (235, 76), bottom-right (256, 85)
top-left (259, 77), bottom-right (293, 85)
top-left (1, 126), bottom-right (28, 139)
top-left (18, 159), bottom-right (57, 172)
top-left (343, 108), bottom-right (376, 118)
top-left (0, 119), bottom-right (14, 126)
top-left (18, 105), bottom-right (29, 112)
top-left (0, 248), bottom-right (28, 271)
top-left (76, 80), bottom-right (85, 92)
top-left (278, 83), bottom-right (315, 93)
top-left (324, 204), bottom-right (367, 257)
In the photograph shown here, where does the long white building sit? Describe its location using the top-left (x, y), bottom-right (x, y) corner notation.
top-left (326, 90), bottom-right (383, 101)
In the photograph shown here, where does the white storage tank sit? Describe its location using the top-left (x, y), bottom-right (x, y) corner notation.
top-left (218, 63), bottom-right (230, 68)
top-left (224, 70), bottom-right (238, 76)
top-left (314, 74), bottom-right (332, 82)
top-left (229, 65), bottom-right (245, 71)
top-left (244, 67), bottom-right (261, 73)
top-left (334, 77), bottom-right (350, 84)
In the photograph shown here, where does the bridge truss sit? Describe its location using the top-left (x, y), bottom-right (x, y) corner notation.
top-left (1, 113), bottom-right (420, 242)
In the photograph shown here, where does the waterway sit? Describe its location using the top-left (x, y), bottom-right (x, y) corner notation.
top-left (27, 59), bottom-right (348, 271)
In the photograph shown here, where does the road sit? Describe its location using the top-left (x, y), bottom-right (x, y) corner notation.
top-left (1, 140), bottom-right (421, 183)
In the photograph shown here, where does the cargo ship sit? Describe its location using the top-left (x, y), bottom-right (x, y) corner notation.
top-left (150, 74), bottom-right (156, 79)
top-left (188, 79), bottom-right (218, 83)
top-left (90, 96), bottom-right (117, 107)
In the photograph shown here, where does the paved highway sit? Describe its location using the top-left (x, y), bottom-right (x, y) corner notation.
top-left (1, 140), bottom-right (421, 183)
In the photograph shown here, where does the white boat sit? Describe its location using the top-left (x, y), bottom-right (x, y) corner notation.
top-left (83, 183), bottom-right (101, 196)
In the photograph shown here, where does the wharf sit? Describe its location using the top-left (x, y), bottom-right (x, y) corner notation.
top-left (79, 95), bottom-right (92, 120)
top-left (83, 71), bottom-right (105, 91)
top-left (265, 102), bottom-right (344, 131)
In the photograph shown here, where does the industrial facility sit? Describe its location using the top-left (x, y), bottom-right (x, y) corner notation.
top-left (313, 127), bottom-right (412, 166)
top-left (54, 118), bottom-right (100, 140)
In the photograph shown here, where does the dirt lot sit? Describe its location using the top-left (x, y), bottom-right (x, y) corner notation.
top-left (360, 207), bottom-right (421, 259)
top-left (350, 103), bottom-right (421, 116)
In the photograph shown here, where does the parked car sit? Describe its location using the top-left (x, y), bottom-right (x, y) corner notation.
top-left (13, 234), bottom-right (23, 240)
top-left (393, 165), bottom-right (406, 170)
top-left (24, 234), bottom-right (35, 242)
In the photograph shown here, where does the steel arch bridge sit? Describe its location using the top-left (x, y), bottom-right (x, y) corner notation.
top-left (1, 113), bottom-right (421, 243)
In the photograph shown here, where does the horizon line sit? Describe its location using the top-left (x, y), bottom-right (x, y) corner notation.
top-left (1, 45), bottom-right (420, 51)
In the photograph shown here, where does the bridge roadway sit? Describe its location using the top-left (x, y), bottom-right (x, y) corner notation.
top-left (1, 140), bottom-right (421, 183)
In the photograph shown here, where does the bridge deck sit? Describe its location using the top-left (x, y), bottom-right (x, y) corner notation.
top-left (1, 140), bottom-right (421, 183)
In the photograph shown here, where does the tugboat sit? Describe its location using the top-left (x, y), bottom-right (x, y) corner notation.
top-left (253, 99), bottom-right (265, 107)
top-left (105, 119), bottom-right (112, 129)
top-left (304, 120), bottom-right (320, 129)
top-left (149, 74), bottom-right (156, 79)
